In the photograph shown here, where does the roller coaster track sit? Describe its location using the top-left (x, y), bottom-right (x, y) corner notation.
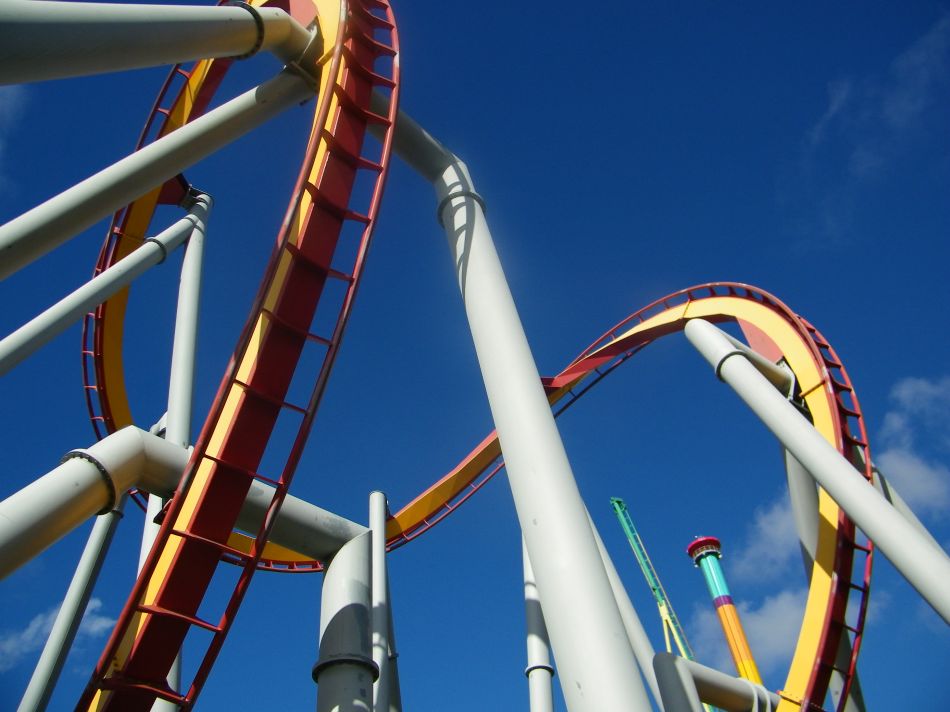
top-left (77, 0), bottom-right (400, 708)
top-left (77, 6), bottom-right (870, 710)
top-left (380, 282), bottom-right (874, 712)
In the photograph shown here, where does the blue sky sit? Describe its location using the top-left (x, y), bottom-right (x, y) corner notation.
top-left (1, 1), bottom-right (949, 710)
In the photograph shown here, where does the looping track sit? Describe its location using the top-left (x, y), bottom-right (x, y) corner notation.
top-left (381, 282), bottom-right (874, 712)
top-left (77, 4), bottom-right (872, 708)
top-left (78, 1), bottom-right (400, 708)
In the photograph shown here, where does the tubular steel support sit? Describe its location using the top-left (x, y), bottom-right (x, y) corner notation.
top-left (370, 492), bottom-right (392, 712)
top-left (0, 70), bottom-right (315, 281)
top-left (0, 425), bottom-right (367, 579)
top-left (784, 450), bottom-right (819, 573)
top-left (522, 538), bottom-right (555, 712)
top-left (653, 653), bottom-right (780, 712)
top-left (17, 495), bottom-right (127, 712)
top-left (313, 531), bottom-right (377, 712)
top-left (429, 152), bottom-right (651, 709)
top-left (0, 195), bottom-right (211, 376)
top-left (165, 190), bottom-right (210, 449)
top-left (784, 450), bottom-right (866, 712)
top-left (0, 1), bottom-right (314, 85)
top-left (137, 190), bottom-right (210, 710)
top-left (587, 514), bottom-right (663, 708)
top-left (685, 318), bottom-right (950, 624)
top-left (383, 577), bottom-right (403, 712)
top-left (0, 426), bottom-right (186, 579)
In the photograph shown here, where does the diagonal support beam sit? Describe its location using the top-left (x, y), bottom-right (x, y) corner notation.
top-left (0, 1), bottom-right (314, 85)
top-left (685, 317), bottom-right (950, 624)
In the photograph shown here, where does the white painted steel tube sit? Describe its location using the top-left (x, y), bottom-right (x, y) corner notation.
top-left (522, 538), bottom-right (555, 712)
top-left (145, 192), bottom-right (209, 712)
top-left (0, 69), bottom-right (313, 280)
top-left (0, 200), bottom-right (208, 376)
top-left (654, 653), bottom-right (780, 711)
top-left (871, 463), bottom-right (942, 551)
top-left (784, 449), bottom-right (819, 571)
top-left (685, 318), bottom-right (950, 623)
top-left (0, 1), bottom-right (313, 84)
top-left (17, 495), bottom-right (127, 712)
top-left (588, 516), bottom-right (663, 708)
top-left (0, 427), bottom-right (186, 579)
top-left (165, 192), bottom-right (210, 448)
top-left (370, 492), bottom-right (391, 712)
top-left (784, 451), bottom-right (866, 712)
top-left (435, 158), bottom-right (651, 711)
top-left (382, 576), bottom-right (402, 712)
top-left (714, 328), bottom-right (794, 395)
top-left (314, 531), bottom-right (376, 712)
top-left (0, 426), bottom-right (366, 579)
top-left (237, 483), bottom-right (367, 561)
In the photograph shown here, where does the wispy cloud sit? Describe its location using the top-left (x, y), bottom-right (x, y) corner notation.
top-left (688, 587), bottom-right (807, 682)
top-left (0, 598), bottom-right (115, 673)
top-left (788, 15), bottom-right (950, 245)
top-left (0, 85), bottom-right (29, 191)
top-left (729, 491), bottom-right (801, 584)
top-left (875, 375), bottom-right (950, 518)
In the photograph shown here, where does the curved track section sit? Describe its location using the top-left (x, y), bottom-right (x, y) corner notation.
top-left (72, 11), bottom-right (870, 708)
top-left (78, 1), bottom-right (399, 709)
top-left (383, 283), bottom-right (873, 712)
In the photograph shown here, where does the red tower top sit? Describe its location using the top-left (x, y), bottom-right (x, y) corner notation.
top-left (686, 535), bottom-right (722, 561)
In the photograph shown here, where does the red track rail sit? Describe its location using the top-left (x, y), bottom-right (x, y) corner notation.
top-left (379, 283), bottom-right (874, 711)
top-left (78, 2), bottom-right (399, 708)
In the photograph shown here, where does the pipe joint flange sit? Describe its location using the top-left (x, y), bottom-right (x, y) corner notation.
top-left (180, 186), bottom-right (212, 211)
top-left (437, 190), bottom-right (486, 228)
top-left (228, 2), bottom-right (265, 60)
top-left (311, 653), bottom-right (379, 683)
top-left (524, 663), bottom-right (555, 678)
top-left (713, 348), bottom-right (748, 383)
top-left (62, 450), bottom-right (117, 515)
top-left (282, 25), bottom-right (324, 94)
top-left (143, 236), bottom-right (169, 264)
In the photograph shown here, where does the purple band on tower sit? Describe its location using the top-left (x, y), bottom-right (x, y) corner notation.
top-left (713, 594), bottom-right (734, 609)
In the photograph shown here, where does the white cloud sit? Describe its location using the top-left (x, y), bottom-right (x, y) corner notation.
top-left (790, 15), bottom-right (950, 244)
top-left (0, 597), bottom-right (115, 673)
top-left (876, 375), bottom-right (950, 518)
top-left (688, 587), bottom-right (807, 683)
top-left (730, 492), bottom-right (801, 584)
top-left (688, 604), bottom-right (731, 673)
top-left (875, 448), bottom-right (949, 518)
top-left (808, 15), bottom-right (950, 178)
top-left (0, 607), bottom-right (58, 672)
top-left (881, 16), bottom-right (950, 131)
top-left (736, 588), bottom-right (807, 679)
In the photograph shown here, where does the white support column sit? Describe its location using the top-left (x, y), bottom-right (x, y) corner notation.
top-left (685, 318), bottom-right (950, 624)
top-left (0, 1), bottom-right (313, 85)
top-left (383, 577), bottom-right (402, 712)
top-left (0, 424), bottom-right (367, 580)
top-left (17, 494), bottom-right (127, 712)
top-left (369, 492), bottom-right (391, 712)
top-left (0, 194), bottom-right (210, 376)
top-left (784, 449), bottom-right (865, 712)
top-left (370, 101), bottom-right (650, 708)
top-left (784, 449), bottom-right (819, 571)
top-left (142, 195), bottom-right (208, 710)
top-left (587, 515), bottom-right (663, 708)
top-left (313, 531), bottom-right (376, 712)
top-left (434, 157), bottom-right (651, 711)
top-left (522, 538), bottom-right (555, 712)
top-left (653, 653), bottom-right (780, 712)
top-left (0, 426), bottom-right (187, 579)
top-left (0, 70), bottom-right (314, 280)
